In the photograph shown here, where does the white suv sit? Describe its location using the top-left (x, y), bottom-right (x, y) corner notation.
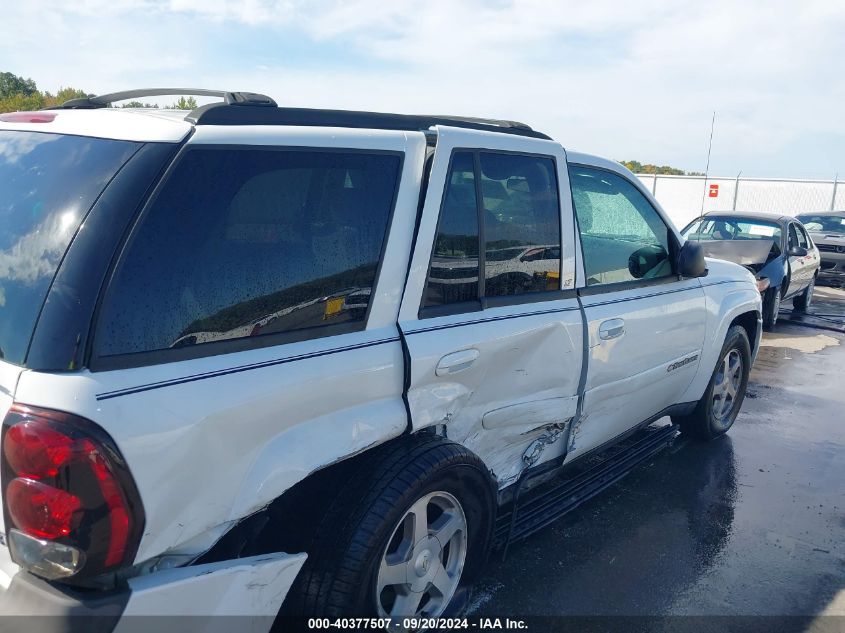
top-left (0, 89), bottom-right (761, 628)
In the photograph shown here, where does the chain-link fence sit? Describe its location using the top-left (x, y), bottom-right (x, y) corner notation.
top-left (635, 174), bottom-right (842, 230)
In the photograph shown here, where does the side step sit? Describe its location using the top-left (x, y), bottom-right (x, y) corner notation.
top-left (494, 424), bottom-right (678, 550)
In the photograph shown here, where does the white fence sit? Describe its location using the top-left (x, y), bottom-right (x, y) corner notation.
top-left (635, 174), bottom-right (843, 230)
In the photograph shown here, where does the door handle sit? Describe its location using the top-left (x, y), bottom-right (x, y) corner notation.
top-left (598, 318), bottom-right (625, 341)
top-left (436, 349), bottom-right (480, 376)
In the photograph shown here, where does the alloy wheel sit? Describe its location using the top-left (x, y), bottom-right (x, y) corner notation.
top-left (375, 491), bottom-right (467, 619)
top-left (711, 349), bottom-right (743, 429)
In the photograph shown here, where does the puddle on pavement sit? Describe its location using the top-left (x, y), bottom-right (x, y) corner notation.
top-left (759, 332), bottom-right (840, 353)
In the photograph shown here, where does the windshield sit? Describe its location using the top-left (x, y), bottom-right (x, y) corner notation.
top-left (682, 216), bottom-right (782, 244)
top-left (0, 131), bottom-right (141, 364)
top-left (796, 214), bottom-right (845, 234)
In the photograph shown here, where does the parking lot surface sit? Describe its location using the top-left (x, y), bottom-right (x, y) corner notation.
top-left (471, 287), bottom-right (845, 621)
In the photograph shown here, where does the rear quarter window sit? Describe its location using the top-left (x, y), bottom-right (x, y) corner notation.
top-left (95, 146), bottom-right (401, 362)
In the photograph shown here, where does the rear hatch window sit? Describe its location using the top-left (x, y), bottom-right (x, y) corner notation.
top-left (0, 131), bottom-right (141, 364)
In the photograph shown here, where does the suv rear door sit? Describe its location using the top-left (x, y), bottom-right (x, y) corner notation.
top-left (399, 126), bottom-right (583, 485)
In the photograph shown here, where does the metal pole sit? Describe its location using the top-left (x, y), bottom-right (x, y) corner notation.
top-left (651, 175), bottom-right (658, 195)
top-left (831, 173), bottom-right (839, 211)
top-left (732, 171), bottom-right (742, 211)
top-left (700, 111), bottom-right (716, 213)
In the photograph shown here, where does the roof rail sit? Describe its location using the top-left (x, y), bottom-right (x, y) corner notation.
top-left (186, 104), bottom-right (552, 140)
top-left (56, 89), bottom-right (277, 110)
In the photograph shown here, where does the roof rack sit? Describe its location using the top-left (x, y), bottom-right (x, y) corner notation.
top-left (51, 87), bottom-right (550, 139)
top-left (55, 89), bottom-right (277, 110)
top-left (185, 104), bottom-right (552, 140)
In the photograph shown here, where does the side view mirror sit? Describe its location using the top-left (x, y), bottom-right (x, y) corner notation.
top-left (628, 245), bottom-right (668, 279)
top-left (677, 241), bottom-right (708, 278)
top-left (787, 246), bottom-right (808, 257)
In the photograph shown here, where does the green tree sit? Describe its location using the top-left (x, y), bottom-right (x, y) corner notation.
top-left (165, 96), bottom-right (198, 110)
top-left (120, 101), bottom-right (159, 108)
top-left (0, 72), bottom-right (91, 113)
top-left (619, 160), bottom-right (702, 176)
top-left (0, 72), bottom-right (37, 98)
top-left (0, 92), bottom-right (44, 112)
top-left (42, 87), bottom-right (89, 109)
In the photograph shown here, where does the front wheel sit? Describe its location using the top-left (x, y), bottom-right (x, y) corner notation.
top-left (793, 276), bottom-right (814, 311)
top-left (672, 325), bottom-right (751, 441)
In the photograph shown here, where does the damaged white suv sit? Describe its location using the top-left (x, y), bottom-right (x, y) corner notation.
top-left (0, 89), bottom-right (761, 628)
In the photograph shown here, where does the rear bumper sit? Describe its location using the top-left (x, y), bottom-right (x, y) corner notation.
top-left (817, 259), bottom-right (845, 285)
top-left (0, 544), bottom-right (306, 633)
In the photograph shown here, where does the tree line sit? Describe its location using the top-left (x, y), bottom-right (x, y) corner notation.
top-left (618, 159), bottom-right (704, 176)
top-left (0, 71), bottom-right (197, 112)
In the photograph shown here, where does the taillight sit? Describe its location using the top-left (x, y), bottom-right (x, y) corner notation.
top-left (1, 405), bottom-right (144, 582)
top-left (6, 479), bottom-right (82, 539)
top-left (4, 421), bottom-right (74, 479)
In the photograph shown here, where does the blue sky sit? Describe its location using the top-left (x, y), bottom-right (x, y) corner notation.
top-left (1, 0), bottom-right (843, 178)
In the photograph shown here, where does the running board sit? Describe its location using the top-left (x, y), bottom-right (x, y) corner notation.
top-left (494, 423), bottom-right (678, 551)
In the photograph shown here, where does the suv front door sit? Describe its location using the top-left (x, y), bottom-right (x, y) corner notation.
top-left (568, 163), bottom-right (707, 457)
top-left (399, 126), bottom-right (582, 486)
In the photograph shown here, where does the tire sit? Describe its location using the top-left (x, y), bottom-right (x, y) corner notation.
top-left (672, 325), bottom-right (751, 441)
top-left (793, 276), bottom-right (814, 311)
top-left (281, 435), bottom-right (495, 620)
top-left (762, 286), bottom-right (780, 330)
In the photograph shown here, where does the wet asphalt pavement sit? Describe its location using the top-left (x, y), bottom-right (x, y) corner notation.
top-left (470, 287), bottom-right (845, 621)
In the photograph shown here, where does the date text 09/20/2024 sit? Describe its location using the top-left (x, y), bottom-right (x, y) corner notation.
top-left (306, 618), bottom-right (528, 629)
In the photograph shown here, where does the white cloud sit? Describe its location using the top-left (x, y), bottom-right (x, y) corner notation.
top-left (0, 210), bottom-right (81, 316)
top-left (0, 132), bottom-right (60, 165)
top-left (1, 1), bottom-right (844, 177)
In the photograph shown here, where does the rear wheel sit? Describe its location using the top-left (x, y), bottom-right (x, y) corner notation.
top-left (672, 325), bottom-right (751, 441)
top-left (793, 276), bottom-right (814, 311)
top-left (762, 287), bottom-right (780, 330)
top-left (282, 436), bottom-right (494, 620)
top-left (376, 490), bottom-right (467, 617)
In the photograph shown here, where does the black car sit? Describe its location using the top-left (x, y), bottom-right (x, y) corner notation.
top-left (796, 211), bottom-right (845, 287)
top-left (681, 211), bottom-right (820, 329)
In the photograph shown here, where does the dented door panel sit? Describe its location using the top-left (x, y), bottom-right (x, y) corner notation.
top-left (571, 280), bottom-right (706, 457)
top-left (403, 304), bottom-right (583, 485)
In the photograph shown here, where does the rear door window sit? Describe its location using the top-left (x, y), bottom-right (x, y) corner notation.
top-left (423, 152), bottom-right (480, 308)
top-left (96, 147), bottom-right (401, 360)
top-left (0, 131), bottom-right (141, 364)
top-left (480, 153), bottom-right (561, 297)
top-left (423, 151), bottom-right (562, 311)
